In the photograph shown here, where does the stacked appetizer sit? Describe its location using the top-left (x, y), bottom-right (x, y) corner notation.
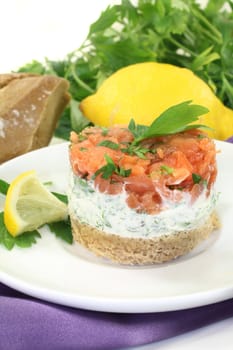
top-left (68, 102), bottom-right (219, 265)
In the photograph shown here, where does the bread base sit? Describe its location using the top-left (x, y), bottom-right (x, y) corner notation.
top-left (70, 212), bottom-right (220, 265)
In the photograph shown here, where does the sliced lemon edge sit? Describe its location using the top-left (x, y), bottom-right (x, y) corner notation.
top-left (4, 170), bottom-right (68, 237)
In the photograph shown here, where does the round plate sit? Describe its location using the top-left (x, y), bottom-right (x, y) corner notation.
top-left (0, 141), bottom-right (233, 313)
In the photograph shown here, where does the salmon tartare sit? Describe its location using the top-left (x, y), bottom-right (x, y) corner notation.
top-left (68, 122), bottom-right (219, 264)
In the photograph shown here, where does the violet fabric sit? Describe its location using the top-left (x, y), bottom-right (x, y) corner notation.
top-left (0, 283), bottom-right (233, 350)
top-left (226, 136), bottom-right (233, 143)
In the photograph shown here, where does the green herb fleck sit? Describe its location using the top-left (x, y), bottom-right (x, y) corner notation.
top-left (160, 165), bottom-right (174, 175)
top-left (43, 181), bottom-right (53, 186)
top-left (78, 134), bottom-right (87, 142)
top-left (192, 173), bottom-right (204, 184)
top-left (197, 134), bottom-right (207, 139)
top-left (121, 143), bottom-right (150, 159)
top-left (117, 167), bottom-right (131, 177)
top-left (97, 140), bottom-right (120, 150)
top-left (101, 127), bottom-right (109, 136)
top-left (93, 154), bottom-right (131, 179)
top-left (93, 154), bottom-right (116, 179)
top-left (76, 177), bottom-right (95, 193)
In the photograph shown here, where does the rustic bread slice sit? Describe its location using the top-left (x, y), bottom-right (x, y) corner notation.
top-left (70, 212), bottom-right (220, 265)
top-left (0, 73), bottom-right (70, 163)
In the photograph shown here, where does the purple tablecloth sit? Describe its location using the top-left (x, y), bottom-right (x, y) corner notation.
top-left (1, 139), bottom-right (233, 350)
top-left (0, 282), bottom-right (233, 350)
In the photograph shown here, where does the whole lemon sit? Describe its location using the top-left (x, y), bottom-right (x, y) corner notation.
top-left (80, 62), bottom-right (233, 140)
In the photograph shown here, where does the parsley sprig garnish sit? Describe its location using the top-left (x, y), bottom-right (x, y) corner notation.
top-left (93, 154), bottom-right (131, 180)
top-left (94, 101), bottom-right (210, 178)
top-left (129, 101), bottom-right (210, 144)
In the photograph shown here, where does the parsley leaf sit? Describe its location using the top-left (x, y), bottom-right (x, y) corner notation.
top-left (128, 119), bottom-right (149, 139)
top-left (192, 173), bottom-right (208, 186)
top-left (70, 99), bottom-right (90, 133)
top-left (121, 144), bottom-right (151, 159)
top-left (0, 212), bottom-right (41, 250)
top-left (160, 165), bottom-right (174, 175)
top-left (0, 179), bottom-right (9, 195)
top-left (97, 140), bottom-right (120, 150)
top-left (51, 192), bottom-right (68, 204)
top-left (93, 154), bottom-right (116, 179)
top-left (117, 167), bottom-right (131, 177)
top-left (93, 154), bottom-right (131, 179)
top-left (48, 218), bottom-right (73, 244)
top-left (134, 101), bottom-right (210, 143)
top-left (88, 5), bottom-right (119, 35)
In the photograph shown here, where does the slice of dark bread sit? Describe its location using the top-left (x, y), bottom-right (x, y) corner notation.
top-left (0, 73), bottom-right (70, 163)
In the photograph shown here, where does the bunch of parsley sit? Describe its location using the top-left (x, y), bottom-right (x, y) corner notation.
top-left (17, 0), bottom-right (233, 139)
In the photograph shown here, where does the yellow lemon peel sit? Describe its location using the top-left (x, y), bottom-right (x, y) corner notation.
top-left (80, 62), bottom-right (233, 140)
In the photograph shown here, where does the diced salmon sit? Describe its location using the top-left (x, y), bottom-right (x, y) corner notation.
top-left (125, 175), bottom-right (154, 194)
top-left (94, 175), bottom-right (123, 194)
top-left (69, 126), bottom-right (217, 214)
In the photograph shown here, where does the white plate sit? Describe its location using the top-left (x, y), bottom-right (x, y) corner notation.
top-left (0, 141), bottom-right (233, 313)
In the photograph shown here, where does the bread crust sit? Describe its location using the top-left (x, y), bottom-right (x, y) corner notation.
top-left (0, 73), bottom-right (70, 163)
top-left (70, 212), bottom-right (220, 265)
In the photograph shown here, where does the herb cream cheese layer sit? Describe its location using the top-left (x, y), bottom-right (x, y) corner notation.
top-left (68, 173), bottom-right (218, 239)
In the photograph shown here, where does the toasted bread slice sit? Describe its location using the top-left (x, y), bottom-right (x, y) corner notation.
top-left (0, 73), bottom-right (70, 163)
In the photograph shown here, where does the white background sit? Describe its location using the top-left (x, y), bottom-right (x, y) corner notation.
top-left (0, 0), bottom-right (116, 72)
top-left (0, 1), bottom-right (232, 349)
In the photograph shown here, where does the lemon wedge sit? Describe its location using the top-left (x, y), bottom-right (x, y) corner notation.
top-left (4, 170), bottom-right (68, 236)
top-left (80, 62), bottom-right (233, 140)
